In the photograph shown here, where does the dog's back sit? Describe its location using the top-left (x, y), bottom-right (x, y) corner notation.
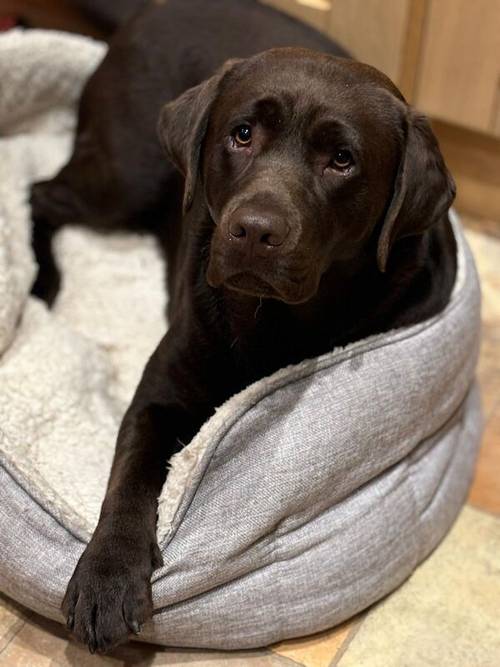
top-left (30, 0), bottom-right (348, 302)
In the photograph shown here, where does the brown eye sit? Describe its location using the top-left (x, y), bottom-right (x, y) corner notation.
top-left (233, 124), bottom-right (252, 146)
top-left (331, 149), bottom-right (353, 170)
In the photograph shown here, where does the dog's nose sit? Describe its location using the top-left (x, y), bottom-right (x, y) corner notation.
top-left (228, 209), bottom-right (289, 248)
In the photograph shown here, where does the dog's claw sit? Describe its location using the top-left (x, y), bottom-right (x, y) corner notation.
top-left (62, 536), bottom-right (157, 653)
top-left (129, 620), bottom-right (141, 635)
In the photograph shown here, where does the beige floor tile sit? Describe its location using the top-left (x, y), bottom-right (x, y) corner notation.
top-left (465, 229), bottom-right (500, 326)
top-left (0, 609), bottom-right (292, 667)
top-left (465, 226), bottom-right (500, 514)
top-left (0, 596), bottom-right (29, 654)
top-left (271, 617), bottom-right (361, 667)
top-left (469, 406), bottom-right (500, 514)
top-left (0, 614), bottom-right (113, 667)
top-left (461, 225), bottom-right (500, 526)
top-left (146, 650), bottom-right (296, 666)
top-left (144, 647), bottom-right (296, 667)
top-left (476, 325), bottom-right (500, 420)
top-left (336, 506), bottom-right (500, 667)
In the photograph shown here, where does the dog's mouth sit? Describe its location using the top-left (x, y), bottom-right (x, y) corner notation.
top-left (206, 249), bottom-right (320, 304)
top-left (208, 268), bottom-right (317, 305)
top-left (223, 272), bottom-right (281, 299)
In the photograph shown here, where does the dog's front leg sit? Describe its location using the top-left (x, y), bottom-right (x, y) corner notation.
top-left (62, 331), bottom-right (216, 653)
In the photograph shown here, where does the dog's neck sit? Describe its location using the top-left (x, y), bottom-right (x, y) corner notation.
top-left (215, 244), bottom-right (405, 376)
top-left (182, 207), bottom-right (455, 384)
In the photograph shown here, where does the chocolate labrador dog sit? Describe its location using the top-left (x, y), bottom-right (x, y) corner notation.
top-left (30, 0), bottom-right (456, 655)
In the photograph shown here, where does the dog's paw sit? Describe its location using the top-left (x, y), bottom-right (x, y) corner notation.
top-left (62, 539), bottom-right (162, 653)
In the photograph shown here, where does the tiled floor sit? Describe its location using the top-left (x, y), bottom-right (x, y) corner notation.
top-left (1, 215), bottom-right (499, 666)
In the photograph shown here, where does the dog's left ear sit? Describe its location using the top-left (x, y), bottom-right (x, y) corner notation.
top-left (158, 59), bottom-right (242, 213)
top-left (377, 110), bottom-right (456, 272)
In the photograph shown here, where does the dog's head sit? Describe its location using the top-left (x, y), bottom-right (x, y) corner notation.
top-left (159, 48), bottom-right (455, 304)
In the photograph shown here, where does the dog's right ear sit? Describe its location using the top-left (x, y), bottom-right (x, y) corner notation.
top-left (158, 59), bottom-right (241, 213)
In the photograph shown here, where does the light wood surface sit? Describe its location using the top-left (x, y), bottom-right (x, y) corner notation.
top-left (261, 0), bottom-right (331, 33)
top-left (328, 0), bottom-right (411, 84)
top-left (398, 0), bottom-right (428, 102)
top-left (433, 119), bottom-right (500, 221)
top-left (415, 0), bottom-right (500, 136)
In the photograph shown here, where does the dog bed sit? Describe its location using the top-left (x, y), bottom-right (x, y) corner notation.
top-left (0, 29), bottom-right (483, 650)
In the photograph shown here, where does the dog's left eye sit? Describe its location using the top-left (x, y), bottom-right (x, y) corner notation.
top-left (330, 149), bottom-right (353, 170)
top-left (232, 125), bottom-right (252, 147)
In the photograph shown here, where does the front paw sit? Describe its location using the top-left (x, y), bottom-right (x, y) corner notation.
top-left (62, 536), bottom-right (163, 653)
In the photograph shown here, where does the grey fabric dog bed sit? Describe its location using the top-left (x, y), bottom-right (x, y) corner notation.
top-left (0, 30), bottom-right (483, 649)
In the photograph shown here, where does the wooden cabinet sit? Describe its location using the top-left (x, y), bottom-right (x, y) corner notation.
top-left (415, 0), bottom-right (500, 137)
top-left (327, 0), bottom-right (413, 88)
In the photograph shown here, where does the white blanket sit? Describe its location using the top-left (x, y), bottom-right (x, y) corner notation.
top-left (0, 29), bottom-right (182, 536)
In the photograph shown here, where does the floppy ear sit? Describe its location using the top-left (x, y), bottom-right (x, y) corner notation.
top-left (377, 110), bottom-right (456, 272)
top-left (157, 59), bottom-right (241, 213)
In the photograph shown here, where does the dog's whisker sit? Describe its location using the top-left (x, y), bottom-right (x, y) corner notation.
top-left (254, 298), bottom-right (263, 319)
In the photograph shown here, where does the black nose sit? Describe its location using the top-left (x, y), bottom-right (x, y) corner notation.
top-left (228, 208), bottom-right (289, 248)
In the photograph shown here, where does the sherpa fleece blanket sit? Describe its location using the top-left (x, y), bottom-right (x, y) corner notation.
top-left (0, 29), bottom-right (482, 649)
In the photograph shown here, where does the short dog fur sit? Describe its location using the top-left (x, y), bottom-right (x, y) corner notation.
top-left (30, 0), bottom-right (456, 653)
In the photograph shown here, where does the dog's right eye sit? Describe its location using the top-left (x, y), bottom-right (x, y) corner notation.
top-left (232, 125), bottom-right (252, 147)
top-left (330, 149), bottom-right (354, 171)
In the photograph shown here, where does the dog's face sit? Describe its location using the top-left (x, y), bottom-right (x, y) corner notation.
top-left (159, 49), bottom-right (455, 304)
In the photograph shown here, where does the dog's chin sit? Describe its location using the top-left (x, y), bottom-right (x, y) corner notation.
top-left (207, 267), bottom-right (316, 305)
top-left (224, 272), bottom-right (281, 299)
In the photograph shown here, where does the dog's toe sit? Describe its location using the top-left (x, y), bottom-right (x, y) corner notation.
top-left (63, 561), bottom-right (153, 653)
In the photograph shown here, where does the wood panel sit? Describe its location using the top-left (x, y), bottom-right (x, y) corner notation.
top-left (261, 0), bottom-right (331, 33)
top-left (493, 77), bottom-right (500, 136)
top-left (416, 0), bottom-right (500, 136)
top-left (327, 0), bottom-right (411, 85)
top-left (398, 0), bottom-right (428, 102)
top-left (433, 119), bottom-right (500, 221)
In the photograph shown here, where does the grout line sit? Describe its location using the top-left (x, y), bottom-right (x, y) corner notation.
top-left (328, 616), bottom-right (365, 667)
top-left (0, 619), bottom-right (26, 656)
top-left (267, 648), bottom-right (309, 667)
